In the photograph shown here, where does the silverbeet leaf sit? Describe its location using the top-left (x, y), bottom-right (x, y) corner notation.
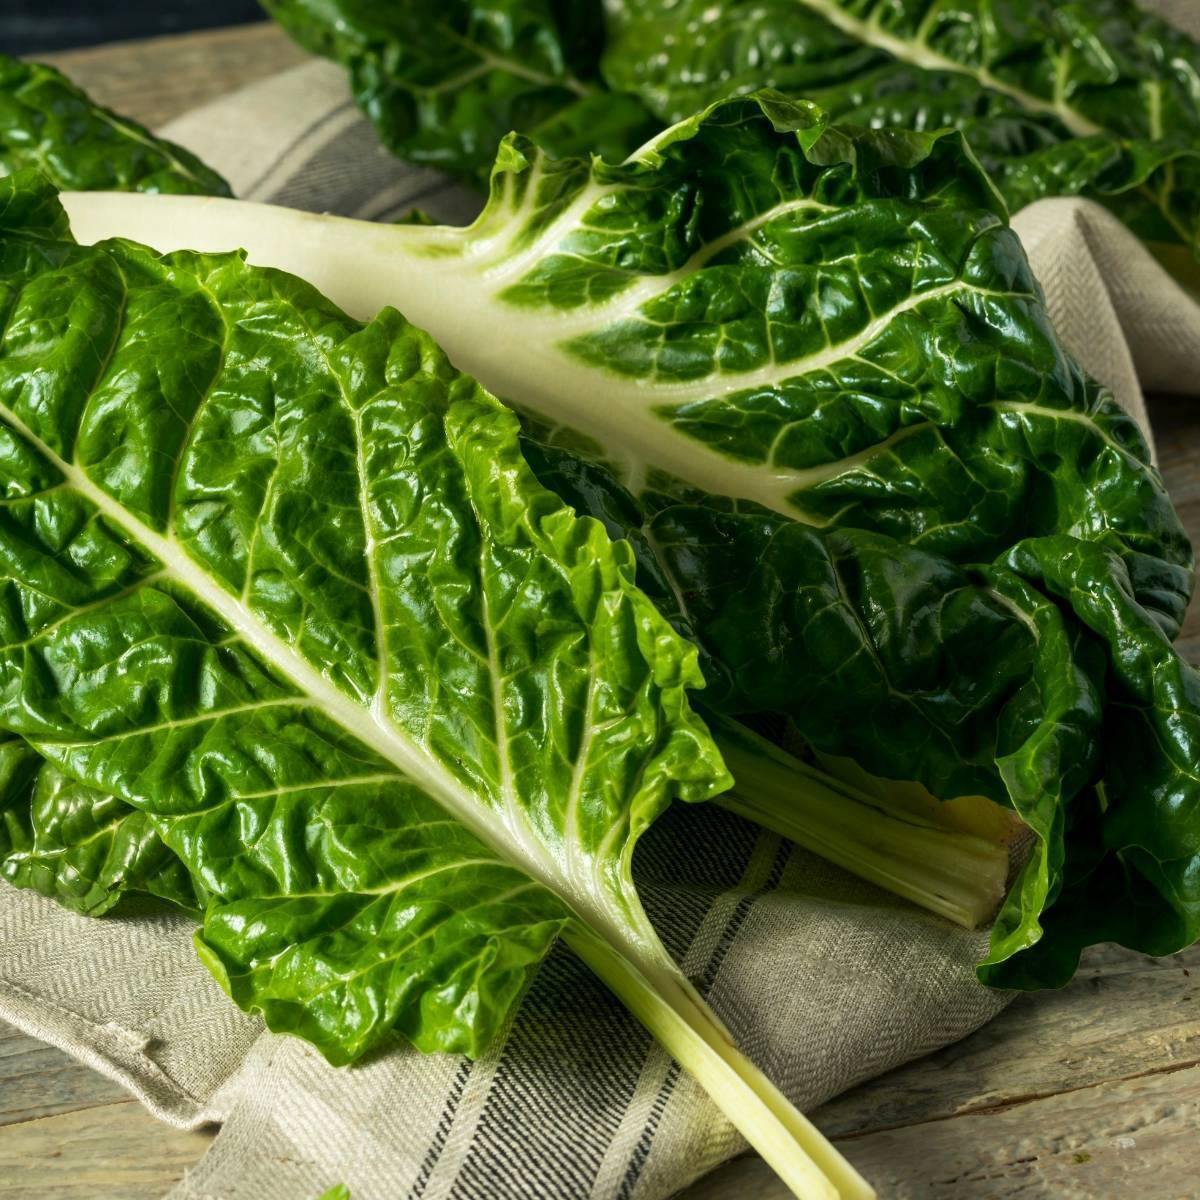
top-left (0, 54), bottom-right (231, 197)
top-left (0, 168), bottom-right (727, 1062)
top-left (602, 0), bottom-right (1200, 255)
top-left (61, 92), bottom-right (1200, 990)
top-left (0, 734), bottom-right (199, 915)
top-left (526, 435), bottom-right (1200, 989)
top-left (260, 0), bottom-right (1200, 259)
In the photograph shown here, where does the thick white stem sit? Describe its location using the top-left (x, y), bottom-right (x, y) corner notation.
top-left (564, 924), bottom-right (875, 1200)
top-left (713, 718), bottom-right (1009, 929)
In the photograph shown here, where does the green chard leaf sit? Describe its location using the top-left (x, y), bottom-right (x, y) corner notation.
top-left (0, 735), bottom-right (199, 916)
top-left (61, 93), bottom-right (1200, 988)
top-left (261, 0), bottom-right (658, 183)
top-left (260, 0), bottom-right (1200, 256)
top-left (0, 167), bottom-right (875, 1198)
top-left (602, 0), bottom-right (1200, 253)
top-left (0, 54), bottom-right (231, 197)
top-left (0, 164), bottom-right (718, 1056)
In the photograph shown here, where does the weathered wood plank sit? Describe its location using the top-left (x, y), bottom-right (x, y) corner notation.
top-left (815, 945), bottom-right (1200, 1138)
top-left (692, 1064), bottom-right (1200, 1199)
top-left (0, 1102), bottom-right (212, 1200)
top-left (0, 1024), bottom-right (129, 1125)
top-left (849, 1065), bottom-right (1200, 1198)
top-left (37, 22), bottom-right (306, 131)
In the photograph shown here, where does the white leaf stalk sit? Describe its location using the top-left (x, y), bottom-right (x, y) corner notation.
top-left (711, 716), bottom-right (1010, 929)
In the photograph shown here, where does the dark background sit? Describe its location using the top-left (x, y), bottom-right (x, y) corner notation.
top-left (2, 0), bottom-right (264, 55)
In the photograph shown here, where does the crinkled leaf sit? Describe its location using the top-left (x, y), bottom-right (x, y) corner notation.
top-left (260, 0), bottom-right (1200, 256)
top-left (602, 0), bottom-right (1200, 253)
top-left (0, 735), bottom-right (198, 915)
top-left (984, 535), bottom-right (1200, 984)
top-left (0, 169), bottom-right (727, 1063)
top-left (56, 94), bottom-right (1200, 986)
top-left (0, 54), bottom-right (230, 197)
top-left (340, 93), bottom-right (1189, 632)
top-left (262, 0), bottom-right (657, 183)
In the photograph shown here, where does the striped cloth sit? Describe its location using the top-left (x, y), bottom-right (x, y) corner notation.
top-left (2, 3), bottom-right (1199, 1196)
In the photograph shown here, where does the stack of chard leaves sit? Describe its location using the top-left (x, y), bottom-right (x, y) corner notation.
top-left (603, 0), bottom-right (1200, 258)
top-left (261, 0), bottom-right (1200, 263)
top-left (2, 32), bottom-right (1200, 1200)
top-left (60, 92), bottom-right (1200, 993)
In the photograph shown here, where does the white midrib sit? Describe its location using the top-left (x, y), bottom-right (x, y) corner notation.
top-left (61, 192), bottom-right (1010, 520)
top-left (794, 0), bottom-right (1104, 139)
top-left (67, 192), bottom-right (1082, 530)
top-left (0, 398), bottom-right (623, 939)
top-left (434, 22), bottom-right (594, 99)
top-left (526, 194), bottom-right (839, 334)
top-left (347, 397), bottom-right (391, 711)
top-left (471, 179), bottom-right (621, 283)
top-left (374, 268), bottom-right (996, 518)
top-left (992, 399), bottom-right (1144, 462)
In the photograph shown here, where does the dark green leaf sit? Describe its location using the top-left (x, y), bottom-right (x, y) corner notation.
top-left (261, 0), bottom-right (657, 182)
top-left (0, 54), bottom-right (231, 197)
top-left (602, 0), bottom-right (1200, 253)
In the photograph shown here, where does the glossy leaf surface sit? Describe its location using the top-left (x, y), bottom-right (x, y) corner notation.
top-left (261, 0), bottom-right (657, 182)
top-left (0, 735), bottom-right (198, 915)
top-left (292, 93), bottom-right (1190, 633)
top-left (261, 0), bottom-right (1200, 254)
top-left (523, 432), bottom-right (1200, 987)
top-left (0, 169), bottom-right (727, 1063)
top-left (0, 169), bottom-right (872, 1198)
top-left (0, 54), bottom-right (231, 197)
top-left (602, 0), bottom-right (1200, 251)
top-left (55, 95), bottom-right (1200, 985)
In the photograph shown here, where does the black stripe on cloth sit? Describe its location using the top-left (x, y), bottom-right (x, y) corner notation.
top-left (448, 945), bottom-right (650, 1200)
top-left (357, 177), bottom-right (466, 224)
top-left (636, 803), bottom-right (766, 962)
top-left (409, 1058), bottom-right (474, 1200)
top-left (442, 803), bottom-right (775, 1199)
top-left (697, 836), bottom-right (792, 997)
top-left (262, 117), bottom-right (479, 224)
top-left (615, 832), bottom-right (794, 1198)
top-left (615, 1061), bottom-right (682, 1200)
top-left (242, 96), bottom-right (358, 199)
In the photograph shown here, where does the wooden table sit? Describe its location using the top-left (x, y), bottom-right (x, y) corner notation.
top-left (1, 22), bottom-right (1199, 1200)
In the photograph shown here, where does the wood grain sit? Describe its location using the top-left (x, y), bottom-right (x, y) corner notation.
top-left (0, 1100), bottom-right (211, 1200)
top-left (694, 1066), bottom-right (1200, 1199)
top-left (3, 20), bottom-right (1200, 1200)
top-left (690, 943), bottom-right (1200, 1198)
top-left (0, 1026), bottom-right (128, 1126)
